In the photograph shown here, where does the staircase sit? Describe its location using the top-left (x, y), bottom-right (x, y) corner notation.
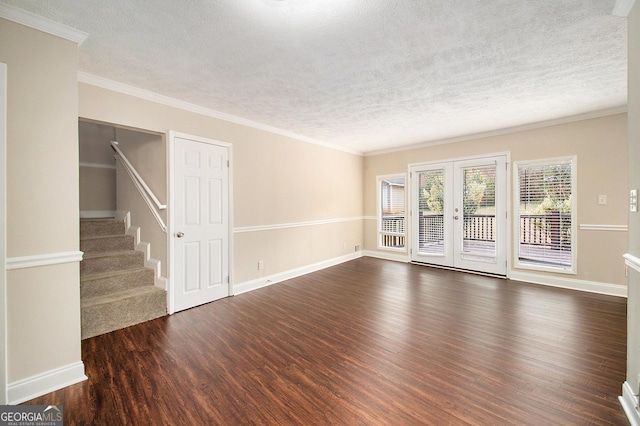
top-left (80, 218), bottom-right (167, 339)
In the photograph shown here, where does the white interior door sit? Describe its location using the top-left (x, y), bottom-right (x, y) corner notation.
top-left (170, 133), bottom-right (230, 313)
top-left (411, 155), bottom-right (507, 275)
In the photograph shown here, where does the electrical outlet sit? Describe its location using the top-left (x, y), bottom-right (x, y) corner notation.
top-left (355, 244), bottom-right (360, 252)
top-left (258, 260), bottom-right (264, 270)
top-left (597, 195), bottom-right (607, 205)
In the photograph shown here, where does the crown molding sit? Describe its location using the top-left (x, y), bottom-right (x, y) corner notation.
top-left (613, 0), bottom-right (636, 17)
top-left (77, 72), bottom-right (363, 156)
top-left (0, 3), bottom-right (88, 44)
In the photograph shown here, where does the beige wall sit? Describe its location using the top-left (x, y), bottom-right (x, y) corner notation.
top-left (364, 113), bottom-right (628, 285)
top-left (626, 0), bottom-right (640, 402)
top-left (79, 121), bottom-right (116, 212)
top-left (78, 83), bottom-right (364, 286)
top-left (1, 19), bottom-right (82, 383)
top-left (113, 128), bottom-right (167, 276)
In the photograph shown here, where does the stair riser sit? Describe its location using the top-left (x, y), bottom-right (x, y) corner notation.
top-left (81, 235), bottom-right (135, 254)
top-left (81, 290), bottom-right (166, 339)
top-left (81, 252), bottom-right (145, 275)
top-left (80, 221), bottom-right (125, 238)
top-left (81, 269), bottom-right (155, 299)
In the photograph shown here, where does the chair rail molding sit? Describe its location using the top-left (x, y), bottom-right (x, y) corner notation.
top-left (6, 251), bottom-right (84, 270)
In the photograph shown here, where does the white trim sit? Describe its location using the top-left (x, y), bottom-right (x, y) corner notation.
top-left (234, 252), bottom-right (362, 295)
top-left (0, 3), bottom-right (88, 45)
top-left (509, 270), bottom-right (627, 297)
top-left (79, 73), bottom-right (362, 156)
top-left (79, 162), bottom-right (116, 170)
top-left (7, 361), bottom-right (86, 405)
top-left (80, 210), bottom-right (116, 219)
top-left (624, 253), bottom-right (640, 274)
top-left (6, 251), bottom-right (84, 270)
top-left (115, 211), bottom-right (166, 290)
top-left (366, 107), bottom-right (627, 156)
top-left (579, 224), bottom-right (628, 231)
top-left (0, 61), bottom-right (7, 404)
top-left (613, 0), bottom-right (637, 17)
top-left (364, 216), bottom-right (377, 221)
top-left (233, 216), bottom-right (363, 233)
top-left (362, 250), bottom-right (410, 263)
top-left (620, 381), bottom-right (640, 426)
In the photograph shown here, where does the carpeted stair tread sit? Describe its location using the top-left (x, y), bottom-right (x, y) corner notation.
top-left (81, 250), bottom-right (145, 275)
top-left (82, 285), bottom-right (165, 308)
top-left (81, 267), bottom-right (155, 299)
top-left (80, 234), bottom-right (135, 253)
top-left (81, 266), bottom-right (153, 282)
top-left (80, 218), bottom-right (125, 238)
top-left (81, 286), bottom-right (167, 339)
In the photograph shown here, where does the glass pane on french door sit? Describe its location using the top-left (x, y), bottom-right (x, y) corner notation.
top-left (461, 164), bottom-right (497, 257)
top-left (417, 169), bottom-right (446, 255)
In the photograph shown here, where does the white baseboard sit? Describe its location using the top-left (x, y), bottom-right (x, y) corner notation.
top-left (233, 252), bottom-right (362, 295)
top-left (509, 270), bottom-right (627, 297)
top-left (8, 361), bottom-right (86, 405)
top-left (80, 210), bottom-right (116, 219)
top-left (620, 381), bottom-right (640, 426)
top-left (359, 252), bottom-right (626, 297)
top-left (362, 250), bottom-right (410, 263)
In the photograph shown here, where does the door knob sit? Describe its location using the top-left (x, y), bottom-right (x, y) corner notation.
top-left (454, 216), bottom-right (459, 220)
top-left (176, 232), bottom-right (184, 238)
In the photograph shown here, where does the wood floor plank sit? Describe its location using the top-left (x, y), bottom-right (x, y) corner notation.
top-left (24, 258), bottom-right (628, 425)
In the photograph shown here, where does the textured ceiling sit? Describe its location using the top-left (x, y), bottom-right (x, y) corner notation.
top-left (3, 0), bottom-right (628, 154)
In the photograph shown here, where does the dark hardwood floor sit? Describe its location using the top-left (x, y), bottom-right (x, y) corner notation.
top-left (26, 258), bottom-right (628, 425)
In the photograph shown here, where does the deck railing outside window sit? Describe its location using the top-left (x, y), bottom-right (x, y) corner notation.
top-left (386, 213), bottom-right (571, 263)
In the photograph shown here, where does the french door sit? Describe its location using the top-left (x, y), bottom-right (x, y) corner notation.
top-left (410, 155), bottom-right (507, 276)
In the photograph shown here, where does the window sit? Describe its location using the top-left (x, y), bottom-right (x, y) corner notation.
top-left (377, 175), bottom-right (406, 250)
top-left (515, 157), bottom-right (576, 273)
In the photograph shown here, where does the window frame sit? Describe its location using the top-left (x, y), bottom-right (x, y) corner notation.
top-left (513, 156), bottom-right (577, 274)
top-left (376, 174), bottom-right (407, 252)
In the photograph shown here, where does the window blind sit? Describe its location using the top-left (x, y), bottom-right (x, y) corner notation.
top-left (517, 159), bottom-right (573, 269)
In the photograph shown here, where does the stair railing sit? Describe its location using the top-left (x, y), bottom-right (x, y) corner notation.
top-left (111, 141), bottom-right (167, 233)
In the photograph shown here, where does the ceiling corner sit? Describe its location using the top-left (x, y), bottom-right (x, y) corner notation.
top-left (613, 0), bottom-right (637, 17)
